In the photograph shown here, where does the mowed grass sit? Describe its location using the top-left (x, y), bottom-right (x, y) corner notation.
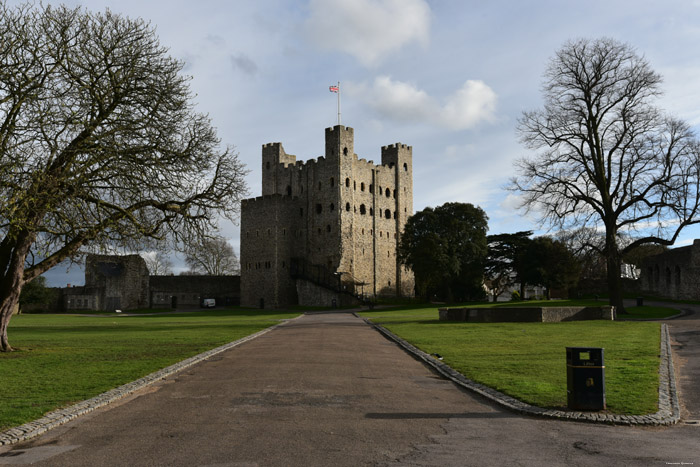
top-left (0, 309), bottom-right (299, 431)
top-left (360, 304), bottom-right (662, 415)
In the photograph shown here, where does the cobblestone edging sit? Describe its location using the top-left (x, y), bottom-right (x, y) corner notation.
top-left (360, 315), bottom-right (680, 426)
top-left (0, 318), bottom-right (299, 447)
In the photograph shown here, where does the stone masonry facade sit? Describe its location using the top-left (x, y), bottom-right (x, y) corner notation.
top-left (60, 254), bottom-right (240, 311)
top-left (240, 125), bottom-right (415, 308)
top-left (641, 239), bottom-right (700, 300)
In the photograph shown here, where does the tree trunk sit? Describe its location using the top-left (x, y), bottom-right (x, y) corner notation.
top-left (606, 247), bottom-right (626, 315)
top-left (0, 233), bottom-right (34, 352)
top-left (0, 289), bottom-right (21, 352)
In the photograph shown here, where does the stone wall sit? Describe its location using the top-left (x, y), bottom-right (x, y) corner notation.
top-left (438, 306), bottom-right (615, 323)
top-left (150, 275), bottom-right (240, 308)
top-left (641, 240), bottom-right (700, 300)
top-left (84, 254), bottom-right (150, 310)
top-left (240, 125), bottom-right (415, 308)
top-left (56, 255), bottom-right (240, 311)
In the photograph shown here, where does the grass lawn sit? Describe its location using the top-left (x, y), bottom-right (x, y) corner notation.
top-left (622, 306), bottom-right (680, 319)
top-left (0, 308), bottom-right (299, 431)
top-left (359, 304), bottom-right (662, 415)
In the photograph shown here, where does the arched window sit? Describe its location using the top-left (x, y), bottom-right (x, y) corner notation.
top-left (385, 188), bottom-right (390, 197)
top-left (385, 209), bottom-right (391, 219)
top-left (403, 163), bottom-right (408, 171)
top-left (343, 147), bottom-right (348, 156)
top-left (345, 202), bottom-right (350, 211)
top-left (345, 178), bottom-right (350, 187)
top-left (361, 182), bottom-right (365, 192)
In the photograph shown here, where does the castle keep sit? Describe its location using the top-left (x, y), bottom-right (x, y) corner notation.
top-left (240, 125), bottom-right (415, 308)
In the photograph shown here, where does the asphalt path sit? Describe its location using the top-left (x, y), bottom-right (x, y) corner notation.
top-left (0, 310), bottom-right (698, 466)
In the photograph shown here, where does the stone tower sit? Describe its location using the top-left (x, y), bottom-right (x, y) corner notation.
top-left (240, 125), bottom-right (415, 308)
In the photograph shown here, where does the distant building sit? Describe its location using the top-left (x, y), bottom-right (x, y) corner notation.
top-left (641, 240), bottom-right (700, 300)
top-left (59, 254), bottom-right (240, 311)
top-left (240, 125), bottom-right (415, 308)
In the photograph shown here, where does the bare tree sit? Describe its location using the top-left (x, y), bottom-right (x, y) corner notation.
top-left (141, 251), bottom-right (173, 276)
top-left (0, 4), bottom-right (248, 350)
top-left (183, 236), bottom-right (240, 275)
top-left (512, 38), bottom-right (700, 313)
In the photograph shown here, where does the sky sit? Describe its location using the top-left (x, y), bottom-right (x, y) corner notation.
top-left (26, 0), bottom-right (700, 286)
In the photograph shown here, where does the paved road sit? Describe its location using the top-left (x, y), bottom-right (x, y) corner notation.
top-left (0, 311), bottom-right (698, 466)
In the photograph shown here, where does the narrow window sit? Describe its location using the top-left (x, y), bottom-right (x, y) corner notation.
top-left (369, 184), bottom-right (373, 193)
top-left (330, 203), bottom-right (335, 212)
top-left (360, 204), bottom-right (366, 215)
top-left (326, 225), bottom-right (331, 232)
top-left (385, 188), bottom-right (390, 197)
top-left (318, 181), bottom-right (322, 190)
top-left (403, 163), bottom-right (408, 171)
top-left (300, 208), bottom-right (304, 217)
top-left (345, 178), bottom-right (350, 187)
top-left (266, 162), bottom-right (270, 170)
top-left (345, 202), bottom-right (350, 211)
top-left (385, 209), bottom-right (391, 219)
top-left (369, 208), bottom-right (374, 216)
top-left (361, 182), bottom-right (365, 192)
top-left (286, 185), bottom-right (292, 196)
top-left (343, 147), bottom-right (348, 156)
top-left (330, 177), bottom-right (335, 187)
top-left (316, 204), bottom-right (322, 214)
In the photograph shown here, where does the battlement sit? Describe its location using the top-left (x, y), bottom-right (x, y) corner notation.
top-left (325, 125), bottom-right (354, 134)
top-left (241, 193), bottom-right (298, 205)
top-left (382, 143), bottom-right (412, 151)
top-left (263, 142), bottom-right (282, 149)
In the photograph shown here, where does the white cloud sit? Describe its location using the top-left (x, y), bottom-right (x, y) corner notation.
top-left (441, 80), bottom-right (498, 130)
top-left (349, 76), bottom-right (498, 130)
top-left (304, 0), bottom-right (430, 66)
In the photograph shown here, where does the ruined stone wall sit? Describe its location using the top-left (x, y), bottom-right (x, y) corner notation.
top-left (149, 275), bottom-right (240, 308)
top-left (85, 254), bottom-right (149, 310)
top-left (240, 125), bottom-right (415, 308)
top-left (641, 240), bottom-right (700, 300)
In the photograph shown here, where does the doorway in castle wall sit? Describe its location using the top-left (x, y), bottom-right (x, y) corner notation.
top-left (106, 297), bottom-right (121, 312)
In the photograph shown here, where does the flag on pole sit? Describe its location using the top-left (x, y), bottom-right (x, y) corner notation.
top-left (329, 85), bottom-right (339, 93)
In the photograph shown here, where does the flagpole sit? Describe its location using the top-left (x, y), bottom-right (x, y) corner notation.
top-left (337, 81), bottom-right (341, 126)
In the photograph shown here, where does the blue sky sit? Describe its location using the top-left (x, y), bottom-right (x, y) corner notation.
top-left (29, 0), bottom-right (700, 285)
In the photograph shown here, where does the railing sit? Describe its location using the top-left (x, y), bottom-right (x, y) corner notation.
top-left (290, 258), bottom-right (368, 300)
